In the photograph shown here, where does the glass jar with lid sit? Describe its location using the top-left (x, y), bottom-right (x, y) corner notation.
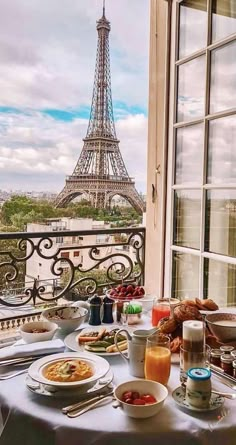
top-left (210, 349), bottom-right (221, 367)
top-left (186, 368), bottom-right (211, 409)
top-left (220, 354), bottom-right (234, 376)
top-left (220, 345), bottom-right (234, 355)
top-left (231, 350), bottom-right (236, 360)
top-left (233, 360), bottom-right (236, 379)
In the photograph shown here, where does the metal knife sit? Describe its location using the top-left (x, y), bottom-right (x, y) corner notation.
top-left (62, 389), bottom-right (114, 414)
top-left (66, 394), bottom-right (114, 418)
top-left (0, 355), bottom-right (44, 367)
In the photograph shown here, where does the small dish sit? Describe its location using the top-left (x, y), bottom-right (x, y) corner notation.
top-left (172, 386), bottom-right (224, 412)
top-left (19, 321), bottom-right (58, 344)
top-left (114, 379), bottom-right (168, 418)
top-left (28, 352), bottom-right (110, 388)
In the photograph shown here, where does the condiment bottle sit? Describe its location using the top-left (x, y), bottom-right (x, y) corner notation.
top-left (220, 354), bottom-right (234, 376)
top-left (102, 295), bottom-right (114, 324)
top-left (210, 349), bottom-right (222, 367)
top-left (89, 294), bottom-right (102, 326)
top-left (186, 368), bottom-right (211, 409)
top-left (233, 360), bottom-right (236, 378)
top-left (220, 345), bottom-right (234, 355)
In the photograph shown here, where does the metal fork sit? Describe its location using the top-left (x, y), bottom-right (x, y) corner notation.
top-left (66, 393), bottom-right (114, 418)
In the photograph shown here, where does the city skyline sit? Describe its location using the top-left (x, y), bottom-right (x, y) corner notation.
top-left (0, 0), bottom-right (149, 193)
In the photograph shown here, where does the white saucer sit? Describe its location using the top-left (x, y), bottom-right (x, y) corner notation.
top-left (26, 368), bottom-right (114, 398)
top-left (172, 386), bottom-right (224, 412)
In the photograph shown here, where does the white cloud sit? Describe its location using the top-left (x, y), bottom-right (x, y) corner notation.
top-left (0, 0), bottom-right (149, 194)
top-left (0, 111), bottom-right (147, 192)
top-left (0, 0), bottom-right (149, 109)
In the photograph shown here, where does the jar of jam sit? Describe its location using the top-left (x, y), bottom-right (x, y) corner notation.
top-left (210, 349), bottom-right (222, 367)
top-left (231, 350), bottom-right (236, 360)
top-left (220, 345), bottom-right (234, 354)
top-left (233, 360), bottom-right (236, 379)
top-left (220, 354), bottom-right (234, 376)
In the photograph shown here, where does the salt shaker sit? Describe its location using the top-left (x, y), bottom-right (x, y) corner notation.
top-left (89, 294), bottom-right (102, 325)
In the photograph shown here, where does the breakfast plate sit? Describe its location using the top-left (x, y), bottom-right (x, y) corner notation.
top-left (64, 326), bottom-right (128, 356)
top-left (172, 386), bottom-right (224, 412)
top-left (28, 352), bottom-right (110, 388)
top-left (26, 368), bottom-right (114, 398)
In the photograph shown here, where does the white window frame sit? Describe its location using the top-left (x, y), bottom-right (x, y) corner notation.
top-left (164, 0), bottom-right (236, 300)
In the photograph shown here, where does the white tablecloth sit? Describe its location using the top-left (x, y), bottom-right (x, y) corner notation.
top-left (0, 316), bottom-right (236, 445)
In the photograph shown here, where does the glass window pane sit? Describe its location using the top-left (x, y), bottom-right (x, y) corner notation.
top-left (205, 189), bottom-right (236, 257)
top-left (179, 0), bottom-right (207, 59)
top-left (212, 0), bottom-right (236, 42)
top-left (175, 124), bottom-right (204, 184)
top-left (210, 41), bottom-right (236, 114)
top-left (204, 258), bottom-right (236, 305)
top-left (177, 56), bottom-right (205, 122)
top-left (172, 252), bottom-right (199, 299)
top-left (208, 115), bottom-right (236, 184)
top-left (174, 190), bottom-right (201, 249)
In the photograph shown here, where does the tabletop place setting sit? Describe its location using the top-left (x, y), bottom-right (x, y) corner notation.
top-left (0, 286), bottom-right (236, 426)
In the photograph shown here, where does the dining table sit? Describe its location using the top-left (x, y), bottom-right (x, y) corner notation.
top-left (0, 320), bottom-right (235, 445)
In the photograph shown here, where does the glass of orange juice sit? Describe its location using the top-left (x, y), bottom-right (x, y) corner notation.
top-left (145, 334), bottom-right (171, 385)
top-left (151, 298), bottom-right (170, 327)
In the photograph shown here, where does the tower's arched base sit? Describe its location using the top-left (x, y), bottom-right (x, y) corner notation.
top-left (55, 177), bottom-right (145, 214)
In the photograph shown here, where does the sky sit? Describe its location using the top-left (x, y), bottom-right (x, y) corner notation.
top-left (0, 0), bottom-right (150, 194)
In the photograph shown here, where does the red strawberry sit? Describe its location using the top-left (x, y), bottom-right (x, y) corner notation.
top-left (133, 399), bottom-right (145, 405)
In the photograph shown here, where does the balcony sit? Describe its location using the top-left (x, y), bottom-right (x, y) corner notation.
top-left (0, 227), bottom-right (145, 339)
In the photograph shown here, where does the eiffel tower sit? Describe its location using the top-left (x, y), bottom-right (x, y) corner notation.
top-left (55, 1), bottom-right (145, 214)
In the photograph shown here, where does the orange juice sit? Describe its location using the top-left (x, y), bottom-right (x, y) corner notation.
top-left (145, 346), bottom-right (171, 385)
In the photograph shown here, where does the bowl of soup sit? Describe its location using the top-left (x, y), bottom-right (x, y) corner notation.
top-left (206, 313), bottom-right (236, 342)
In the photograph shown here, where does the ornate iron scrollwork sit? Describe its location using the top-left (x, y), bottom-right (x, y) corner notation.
top-left (0, 228), bottom-right (145, 307)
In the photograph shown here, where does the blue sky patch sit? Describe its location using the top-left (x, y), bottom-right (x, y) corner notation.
top-left (0, 102), bottom-right (147, 123)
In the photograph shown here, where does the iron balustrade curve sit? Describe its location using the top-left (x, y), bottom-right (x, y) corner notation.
top-left (0, 227), bottom-right (146, 308)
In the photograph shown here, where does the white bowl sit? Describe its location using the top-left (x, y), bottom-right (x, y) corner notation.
top-left (42, 305), bottom-right (88, 333)
top-left (114, 379), bottom-right (168, 418)
top-left (20, 321), bottom-right (58, 344)
top-left (28, 352), bottom-right (110, 389)
top-left (206, 312), bottom-right (236, 342)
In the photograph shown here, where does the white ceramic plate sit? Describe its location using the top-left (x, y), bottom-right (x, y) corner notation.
top-left (64, 326), bottom-right (128, 357)
top-left (26, 368), bottom-right (113, 398)
top-left (28, 352), bottom-right (110, 388)
top-left (172, 386), bottom-right (224, 412)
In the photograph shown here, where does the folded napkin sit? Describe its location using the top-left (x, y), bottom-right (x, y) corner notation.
top-left (0, 339), bottom-right (65, 361)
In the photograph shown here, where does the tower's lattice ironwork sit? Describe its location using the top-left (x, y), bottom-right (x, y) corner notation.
top-left (55, 3), bottom-right (145, 214)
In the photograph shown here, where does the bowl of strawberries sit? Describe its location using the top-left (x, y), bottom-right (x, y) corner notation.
top-left (106, 284), bottom-right (154, 322)
top-left (107, 284), bottom-right (145, 300)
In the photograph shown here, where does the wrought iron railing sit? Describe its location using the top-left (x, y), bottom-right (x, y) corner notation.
top-left (0, 227), bottom-right (145, 311)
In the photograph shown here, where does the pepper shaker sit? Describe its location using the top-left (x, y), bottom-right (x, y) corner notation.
top-left (89, 294), bottom-right (102, 325)
top-left (102, 295), bottom-right (115, 324)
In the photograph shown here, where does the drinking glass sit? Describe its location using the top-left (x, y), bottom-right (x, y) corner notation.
top-left (152, 298), bottom-right (170, 327)
top-left (145, 334), bottom-right (171, 385)
top-left (180, 344), bottom-right (211, 383)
